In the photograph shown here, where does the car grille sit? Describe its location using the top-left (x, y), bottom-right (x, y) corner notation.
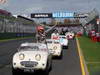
top-left (20, 61), bottom-right (38, 67)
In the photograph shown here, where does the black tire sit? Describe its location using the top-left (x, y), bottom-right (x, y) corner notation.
top-left (59, 51), bottom-right (63, 59)
top-left (42, 59), bottom-right (52, 75)
top-left (12, 68), bottom-right (18, 75)
top-left (63, 46), bottom-right (68, 49)
top-left (49, 59), bottom-right (52, 72)
top-left (65, 46), bottom-right (68, 49)
top-left (42, 67), bottom-right (49, 75)
top-left (12, 67), bottom-right (22, 75)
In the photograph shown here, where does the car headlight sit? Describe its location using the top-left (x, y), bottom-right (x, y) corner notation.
top-left (35, 54), bottom-right (41, 61)
top-left (53, 46), bottom-right (57, 50)
top-left (19, 53), bottom-right (25, 60)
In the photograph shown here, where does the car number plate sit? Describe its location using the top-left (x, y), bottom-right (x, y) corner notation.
top-left (24, 68), bottom-right (34, 72)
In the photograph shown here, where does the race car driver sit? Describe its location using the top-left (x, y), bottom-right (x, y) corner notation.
top-left (36, 26), bottom-right (46, 43)
top-left (51, 29), bottom-right (59, 40)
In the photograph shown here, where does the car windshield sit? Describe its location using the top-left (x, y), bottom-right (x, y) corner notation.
top-left (19, 46), bottom-right (39, 51)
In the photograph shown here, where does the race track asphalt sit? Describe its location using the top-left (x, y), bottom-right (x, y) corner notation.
top-left (0, 38), bottom-right (82, 75)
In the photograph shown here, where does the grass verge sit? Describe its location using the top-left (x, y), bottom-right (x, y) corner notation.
top-left (78, 36), bottom-right (100, 75)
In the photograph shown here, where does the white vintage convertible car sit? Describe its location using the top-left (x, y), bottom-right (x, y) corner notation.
top-left (66, 32), bottom-right (75, 40)
top-left (59, 35), bottom-right (68, 48)
top-left (12, 42), bottom-right (52, 74)
top-left (46, 39), bottom-right (62, 58)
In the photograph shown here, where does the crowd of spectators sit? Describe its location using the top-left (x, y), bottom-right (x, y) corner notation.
top-left (88, 30), bottom-right (100, 42)
top-left (55, 26), bottom-right (84, 36)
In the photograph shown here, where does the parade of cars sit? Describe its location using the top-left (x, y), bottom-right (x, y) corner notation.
top-left (1, 0), bottom-right (100, 74)
top-left (12, 28), bottom-right (70, 74)
top-left (51, 30), bottom-right (69, 49)
top-left (12, 42), bottom-right (52, 74)
top-left (46, 39), bottom-right (62, 58)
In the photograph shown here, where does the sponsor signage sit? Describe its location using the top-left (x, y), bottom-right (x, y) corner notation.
top-left (31, 13), bottom-right (52, 18)
top-left (76, 14), bottom-right (88, 18)
top-left (31, 12), bottom-right (74, 18)
top-left (52, 12), bottom-right (74, 18)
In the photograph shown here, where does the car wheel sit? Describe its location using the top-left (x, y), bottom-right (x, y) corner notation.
top-left (49, 59), bottom-right (52, 71)
top-left (12, 67), bottom-right (22, 75)
top-left (12, 68), bottom-right (18, 75)
top-left (59, 51), bottom-right (63, 59)
top-left (42, 60), bottom-right (51, 75)
top-left (65, 46), bottom-right (68, 49)
top-left (63, 46), bottom-right (68, 49)
top-left (42, 68), bottom-right (49, 75)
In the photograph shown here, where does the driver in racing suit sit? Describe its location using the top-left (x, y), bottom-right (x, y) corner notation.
top-left (36, 26), bottom-right (46, 43)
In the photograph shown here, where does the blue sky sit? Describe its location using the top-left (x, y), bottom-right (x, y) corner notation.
top-left (0, 0), bottom-right (100, 15)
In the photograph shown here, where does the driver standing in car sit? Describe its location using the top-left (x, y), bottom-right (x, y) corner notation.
top-left (36, 26), bottom-right (46, 43)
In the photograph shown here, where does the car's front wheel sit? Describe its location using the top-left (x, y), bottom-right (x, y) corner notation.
top-left (59, 51), bottom-right (63, 59)
top-left (12, 67), bottom-right (22, 75)
top-left (42, 59), bottom-right (52, 75)
top-left (12, 68), bottom-right (18, 75)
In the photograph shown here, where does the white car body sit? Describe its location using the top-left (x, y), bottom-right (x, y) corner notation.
top-left (46, 39), bottom-right (62, 57)
top-left (12, 43), bottom-right (52, 73)
top-left (66, 32), bottom-right (75, 40)
top-left (59, 35), bottom-right (68, 47)
top-left (51, 33), bottom-right (68, 47)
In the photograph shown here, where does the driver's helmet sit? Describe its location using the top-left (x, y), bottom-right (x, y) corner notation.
top-left (37, 26), bottom-right (44, 32)
top-left (54, 29), bottom-right (58, 33)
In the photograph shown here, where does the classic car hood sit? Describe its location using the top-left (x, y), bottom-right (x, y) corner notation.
top-left (16, 50), bottom-right (49, 56)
